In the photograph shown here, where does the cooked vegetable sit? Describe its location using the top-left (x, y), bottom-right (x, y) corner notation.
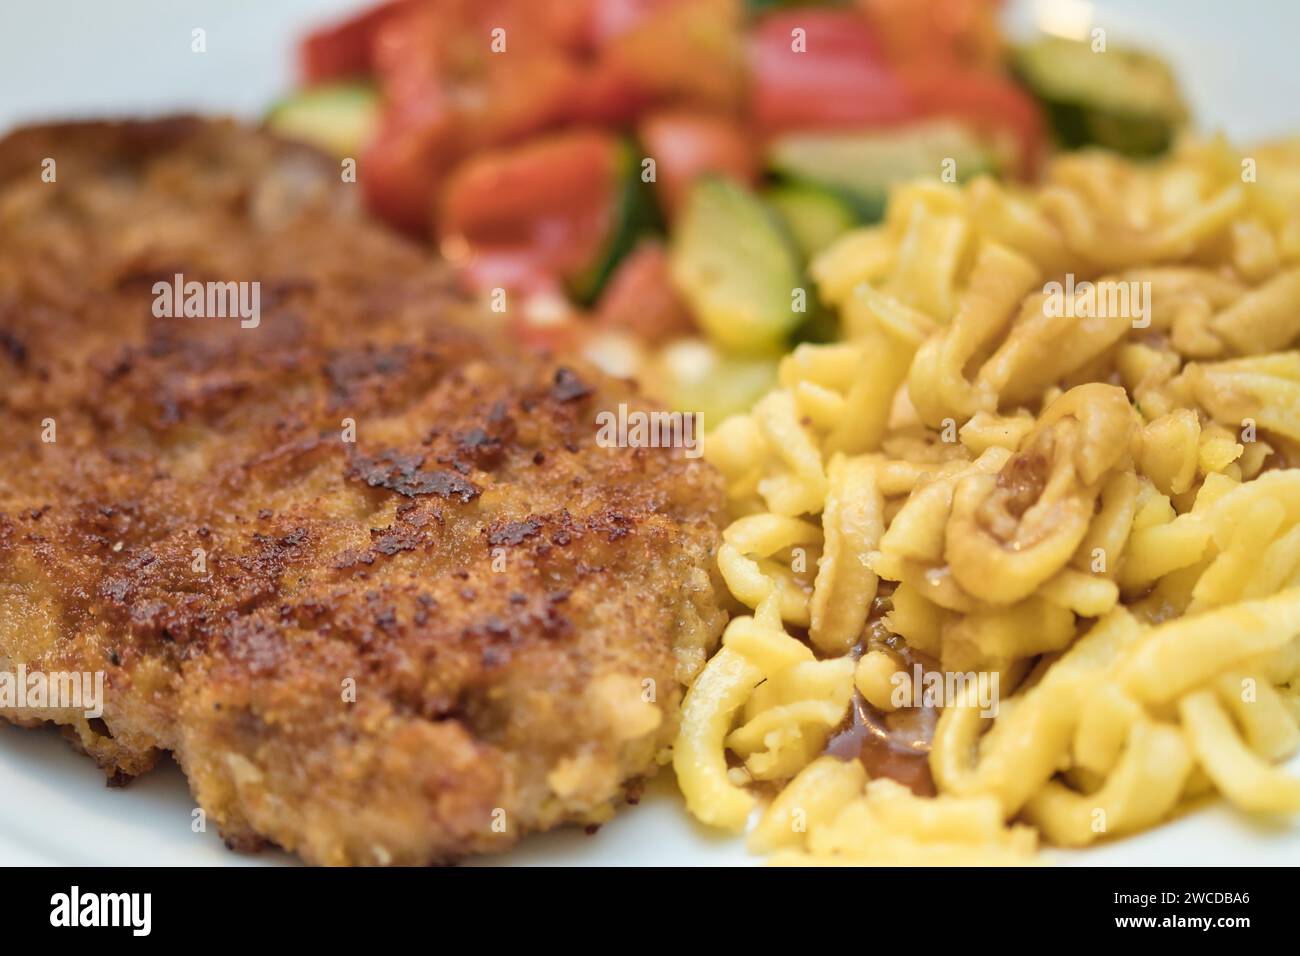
top-left (298, 0), bottom-right (413, 85)
top-left (767, 120), bottom-right (997, 221)
top-left (572, 139), bottom-right (662, 304)
top-left (598, 0), bottom-right (748, 116)
top-left (440, 132), bottom-right (656, 304)
top-left (857, 0), bottom-right (1005, 74)
top-left (1012, 36), bottom-right (1187, 156)
top-left (362, 107), bottom-right (455, 235)
top-left (284, 0), bottom-right (1193, 355)
top-left (361, 0), bottom-right (583, 233)
top-left (638, 110), bottom-right (758, 219)
top-left (670, 178), bottom-right (803, 355)
top-left (595, 241), bottom-right (697, 345)
top-left (750, 9), bottom-right (916, 137)
top-left (266, 82), bottom-right (380, 157)
top-left (900, 67), bottom-right (1046, 177)
top-left (764, 183), bottom-right (857, 260)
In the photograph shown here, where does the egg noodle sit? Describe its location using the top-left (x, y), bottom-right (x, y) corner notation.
top-left (673, 137), bottom-right (1300, 864)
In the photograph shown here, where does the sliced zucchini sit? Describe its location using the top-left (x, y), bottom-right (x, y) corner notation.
top-left (1012, 36), bottom-right (1187, 156)
top-left (767, 120), bottom-right (998, 222)
top-left (568, 140), bottom-right (661, 306)
top-left (266, 82), bottom-right (380, 157)
top-left (764, 183), bottom-right (858, 261)
top-left (669, 178), bottom-right (804, 356)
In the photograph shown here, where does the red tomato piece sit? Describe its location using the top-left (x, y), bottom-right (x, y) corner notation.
top-left (299, 0), bottom-right (416, 85)
top-left (439, 131), bottom-right (622, 292)
top-left (856, 0), bottom-right (1006, 73)
top-left (362, 0), bottom-right (586, 233)
top-left (595, 240), bottom-right (696, 344)
top-left (902, 66), bottom-right (1046, 177)
top-left (750, 9), bottom-right (916, 137)
top-left (362, 112), bottom-right (454, 236)
top-left (637, 110), bottom-right (757, 219)
top-left (566, 59), bottom-right (654, 126)
top-left (362, 6), bottom-right (456, 234)
top-left (584, 0), bottom-right (681, 46)
top-left (599, 0), bottom-right (747, 117)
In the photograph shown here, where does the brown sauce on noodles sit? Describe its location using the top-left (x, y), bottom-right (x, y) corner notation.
top-left (823, 587), bottom-right (941, 796)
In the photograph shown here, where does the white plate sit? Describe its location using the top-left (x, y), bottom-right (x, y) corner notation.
top-left (2, 0), bottom-right (1299, 866)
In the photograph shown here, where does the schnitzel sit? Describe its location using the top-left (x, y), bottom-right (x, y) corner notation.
top-left (0, 118), bottom-right (728, 864)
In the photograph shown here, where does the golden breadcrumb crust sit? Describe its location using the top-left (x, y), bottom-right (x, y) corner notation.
top-left (0, 118), bottom-right (726, 864)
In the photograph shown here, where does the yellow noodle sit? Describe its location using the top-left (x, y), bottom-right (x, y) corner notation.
top-left (678, 136), bottom-right (1300, 865)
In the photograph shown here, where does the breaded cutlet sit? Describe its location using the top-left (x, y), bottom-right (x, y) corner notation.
top-left (0, 118), bottom-right (727, 864)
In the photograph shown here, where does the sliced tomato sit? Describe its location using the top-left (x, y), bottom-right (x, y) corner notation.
top-left (584, 0), bottom-right (681, 47)
top-left (856, 0), bottom-right (1006, 73)
top-left (902, 66), bottom-right (1046, 177)
top-left (533, 0), bottom-right (601, 54)
top-left (595, 240), bottom-right (696, 344)
top-left (374, 0), bottom-right (581, 149)
top-left (750, 9), bottom-right (917, 137)
top-left (853, 0), bottom-right (1035, 171)
top-left (599, 0), bottom-right (747, 117)
top-left (463, 55), bottom-right (582, 151)
top-left (637, 110), bottom-right (757, 219)
top-left (569, 0), bottom-right (740, 125)
top-left (370, 0), bottom-right (441, 101)
top-left (299, 0), bottom-right (416, 86)
top-left (362, 0), bottom-right (587, 233)
top-left (347, 0), bottom-right (750, 232)
top-left (566, 60), bottom-right (653, 126)
top-left (362, 115), bottom-right (453, 236)
top-left (439, 131), bottom-right (624, 293)
top-left (362, 6), bottom-right (456, 234)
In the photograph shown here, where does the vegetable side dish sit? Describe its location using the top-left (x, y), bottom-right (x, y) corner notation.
top-left (273, 0), bottom-right (1187, 424)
